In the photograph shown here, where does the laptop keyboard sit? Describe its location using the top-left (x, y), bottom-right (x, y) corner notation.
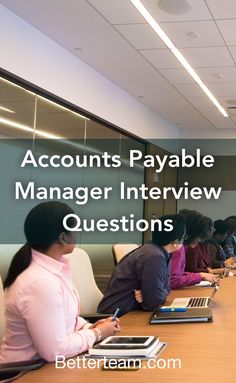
top-left (188, 297), bottom-right (210, 308)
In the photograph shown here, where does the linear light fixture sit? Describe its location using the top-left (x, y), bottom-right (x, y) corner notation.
top-left (129, 0), bottom-right (228, 117)
top-left (37, 95), bottom-right (90, 120)
top-left (0, 106), bottom-right (15, 113)
top-left (0, 117), bottom-right (62, 139)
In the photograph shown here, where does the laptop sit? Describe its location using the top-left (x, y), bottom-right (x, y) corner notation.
top-left (170, 285), bottom-right (218, 309)
top-left (149, 307), bottom-right (213, 324)
top-left (170, 296), bottom-right (211, 308)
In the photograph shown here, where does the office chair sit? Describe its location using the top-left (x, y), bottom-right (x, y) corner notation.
top-left (65, 247), bottom-right (106, 319)
top-left (112, 244), bottom-right (139, 265)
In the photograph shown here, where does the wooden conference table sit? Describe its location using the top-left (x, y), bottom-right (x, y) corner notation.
top-left (19, 277), bottom-right (236, 383)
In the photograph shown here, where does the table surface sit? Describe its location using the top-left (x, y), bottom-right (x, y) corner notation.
top-left (18, 278), bottom-right (236, 383)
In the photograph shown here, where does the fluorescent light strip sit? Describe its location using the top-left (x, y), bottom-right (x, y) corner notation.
top-left (129, 0), bottom-right (228, 117)
top-left (0, 117), bottom-right (62, 139)
top-left (0, 77), bottom-right (36, 96)
top-left (0, 78), bottom-right (89, 120)
top-left (37, 95), bottom-right (90, 120)
top-left (0, 106), bottom-right (15, 114)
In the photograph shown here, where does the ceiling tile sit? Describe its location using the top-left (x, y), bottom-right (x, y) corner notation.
top-left (208, 83), bottom-right (236, 96)
top-left (206, 0), bottom-right (236, 19)
top-left (216, 19), bottom-right (236, 45)
top-left (160, 20), bottom-right (224, 48)
top-left (114, 23), bottom-right (165, 49)
top-left (159, 68), bottom-right (194, 84)
top-left (160, 67), bottom-right (236, 85)
top-left (142, 0), bottom-right (212, 22)
top-left (207, 115), bottom-right (236, 128)
top-left (175, 83), bottom-right (207, 97)
top-left (140, 49), bottom-right (182, 69)
top-left (87, 0), bottom-right (144, 24)
top-left (180, 46), bottom-right (235, 67)
top-left (188, 96), bottom-right (216, 108)
top-left (196, 105), bottom-right (224, 117)
top-left (228, 46), bottom-right (236, 63)
top-left (196, 67), bottom-right (236, 83)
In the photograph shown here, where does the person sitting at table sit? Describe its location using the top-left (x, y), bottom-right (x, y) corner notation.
top-left (97, 214), bottom-right (186, 316)
top-left (223, 216), bottom-right (236, 258)
top-left (170, 210), bottom-right (219, 289)
top-left (207, 220), bottom-right (235, 269)
top-left (185, 216), bottom-right (215, 274)
top-left (0, 202), bottom-right (120, 363)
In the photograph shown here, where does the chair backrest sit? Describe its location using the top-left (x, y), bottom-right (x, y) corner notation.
top-left (112, 244), bottom-right (139, 265)
top-left (0, 245), bottom-right (23, 343)
top-left (0, 275), bottom-right (5, 342)
top-left (65, 247), bottom-right (103, 315)
top-left (0, 245), bottom-right (23, 283)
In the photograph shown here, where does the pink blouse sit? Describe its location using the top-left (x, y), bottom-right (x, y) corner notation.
top-left (0, 250), bottom-right (96, 363)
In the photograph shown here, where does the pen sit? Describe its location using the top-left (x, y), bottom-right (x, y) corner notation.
top-left (160, 307), bottom-right (187, 312)
top-left (112, 308), bottom-right (120, 321)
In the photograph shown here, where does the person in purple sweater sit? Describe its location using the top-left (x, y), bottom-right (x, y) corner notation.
top-left (170, 210), bottom-right (219, 289)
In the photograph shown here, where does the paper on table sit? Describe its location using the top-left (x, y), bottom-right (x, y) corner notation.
top-left (194, 281), bottom-right (212, 287)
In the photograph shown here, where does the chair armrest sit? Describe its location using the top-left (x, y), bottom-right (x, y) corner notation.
top-left (0, 359), bottom-right (45, 381)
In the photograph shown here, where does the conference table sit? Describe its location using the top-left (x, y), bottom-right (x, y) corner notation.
top-left (18, 277), bottom-right (236, 383)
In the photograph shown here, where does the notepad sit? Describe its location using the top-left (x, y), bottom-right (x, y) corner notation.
top-left (88, 336), bottom-right (160, 357)
top-left (150, 307), bottom-right (213, 324)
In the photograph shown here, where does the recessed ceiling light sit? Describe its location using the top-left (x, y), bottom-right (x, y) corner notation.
top-left (187, 32), bottom-right (200, 39)
top-left (214, 73), bottom-right (224, 79)
top-left (0, 106), bottom-right (15, 114)
top-left (158, 0), bottom-right (192, 15)
top-left (129, 0), bottom-right (228, 117)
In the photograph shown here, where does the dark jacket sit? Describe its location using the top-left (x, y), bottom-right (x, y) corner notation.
top-left (97, 243), bottom-right (171, 315)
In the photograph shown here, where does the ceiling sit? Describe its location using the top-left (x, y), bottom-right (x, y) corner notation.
top-left (2, 0), bottom-right (236, 131)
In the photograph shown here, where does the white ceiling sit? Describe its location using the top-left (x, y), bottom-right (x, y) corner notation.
top-left (2, 0), bottom-right (236, 132)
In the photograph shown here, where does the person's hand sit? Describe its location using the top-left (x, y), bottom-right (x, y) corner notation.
top-left (89, 319), bottom-right (107, 328)
top-left (134, 289), bottom-right (143, 303)
top-left (93, 320), bottom-right (120, 340)
top-left (200, 272), bottom-right (219, 284)
top-left (90, 316), bottom-right (120, 328)
top-left (224, 257), bottom-right (236, 268)
top-left (207, 268), bottom-right (213, 274)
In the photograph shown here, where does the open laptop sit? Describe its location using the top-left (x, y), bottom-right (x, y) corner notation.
top-left (170, 296), bottom-right (211, 308)
top-left (170, 285), bottom-right (219, 309)
top-left (149, 287), bottom-right (218, 324)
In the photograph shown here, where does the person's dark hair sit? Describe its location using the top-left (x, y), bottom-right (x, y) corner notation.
top-left (152, 214), bottom-right (186, 246)
top-left (178, 209), bottom-right (203, 244)
top-left (197, 216), bottom-right (213, 241)
top-left (224, 216), bottom-right (236, 235)
top-left (214, 220), bottom-right (229, 235)
top-left (4, 202), bottom-right (75, 289)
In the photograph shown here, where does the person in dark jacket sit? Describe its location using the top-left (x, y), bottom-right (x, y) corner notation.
top-left (209, 220), bottom-right (235, 268)
top-left (97, 214), bottom-right (186, 316)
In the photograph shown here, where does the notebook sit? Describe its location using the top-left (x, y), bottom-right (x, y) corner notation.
top-left (88, 336), bottom-right (160, 357)
top-left (150, 307), bottom-right (213, 324)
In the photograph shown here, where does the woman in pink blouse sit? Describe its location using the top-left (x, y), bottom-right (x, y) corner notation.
top-left (0, 202), bottom-right (120, 363)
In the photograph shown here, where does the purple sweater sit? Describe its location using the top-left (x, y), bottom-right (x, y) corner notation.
top-left (170, 246), bottom-right (201, 289)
